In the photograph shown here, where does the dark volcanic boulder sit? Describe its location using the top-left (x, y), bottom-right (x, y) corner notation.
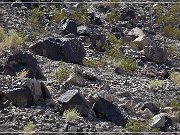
top-left (144, 45), bottom-right (168, 64)
top-left (5, 88), bottom-right (33, 107)
top-left (30, 37), bottom-right (86, 64)
top-left (58, 90), bottom-right (91, 116)
top-left (92, 97), bottom-right (128, 126)
top-left (77, 26), bottom-right (91, 36)
top-left (62, 19), bottom-right (78, 35)
top-left (141, 102), bottom-right (160, 114)
top-left (121, 6), bottom-right (136, 21)
top-left (3, 50), bottom-right (44, 79)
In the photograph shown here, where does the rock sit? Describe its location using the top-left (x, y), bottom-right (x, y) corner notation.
top-left (0, 100), bottom-right (5, 109)
top-left (0, 91), bottom-right (5, 100)
top-left (5, 88), bottom-right (33, 107)
top-left (0, 64), bottom-right (3, 74)
top-left (58, 90), bottom-right (91, 116)
top-left (62, 19), bottom-right (78, 35)
top-left (90, 34), bottom-right (107, 52)
top-left (121, 36), bottom-right (132, 43)
top-left (92, 96), bottom-right (128, 126)
top-left (30, 37), bottom-right (86, 64)
top-left (115, 68), bottom-right (125, 75)
top-left (119, 91), bottom-right (131, 98)
top-left (142, 108), bottom-right (154, 119)
top-left (65, 73), bottom-right (86, 87)
top-left (77, 26), bottom-right (91, 36)
top-left (150, 113), bottom-right (173, 131)
top-left (127, 27), bottom-right (145, 40)
top-left (23, 79), bottom-right (51, 103)
top-left (133, 36), bottom-right (155, 50)
top-left (141, 102), bottom-right (160, 114)
top-left (144, 45), bottom-right (168, 64)
top-left (97, 4), bottom-right (110, 13)
top-left (3, 50), bottom-right (44, 79)
top-left (121, 6), bottom-right (136, 21)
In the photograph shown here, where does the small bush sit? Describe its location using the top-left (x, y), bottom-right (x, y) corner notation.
top-left (105, 10), bottom-right (121, 23)
top-left (170, 72), bottom-right (180, 86)
top-left (0, 28), bottom-right (25, 50)
top-left (125, 119), bottom-right (159, 133)
top-left (52, 8), bottom-right (67, 23)
top-left (63, 108), bottom-right (80, 122)
top-left (168, 96), bottom-right (180, 107)
top-left (82, 57), bottom-right (105, 68)
top-left (115, 57), bottom-right (137, 72)
top-left (23, 122), bottom-right (35, 135)
top-left (54, 62), bottom-right (73, 82)
top-left (148, 79), bottom-right (165, 89)
top-left (28, 8), bottom-right (44, 26)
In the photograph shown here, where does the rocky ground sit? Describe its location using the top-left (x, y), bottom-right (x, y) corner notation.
top-left (0, 0), bottom-right (180, 134)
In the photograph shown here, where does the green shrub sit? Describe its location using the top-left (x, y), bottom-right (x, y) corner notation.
top-left (54, 62), bottom-right (73, 82)
top-left (28, 8), bottom-right (44, 26)
top-left (52, 8), bottom-right (67, 23)
top-left (82, 57), bottom-right (105, 68)
top-left (63, 108), bottom-right (80, 122)
top-left (148, 79), bottom-right (165, 89)
top-left (170, 72), bottom-right (180, 86)
top-left (155, 4), bottom-right (180, 39)
top-left (23, 122), bottom-right (35, 135)
top-left (125, 119), bottom-right (159, 133)
top-left (115, 57), bottom-right (137, 72)
top-left (105, 10), bottom-right (122, 23)
top-left (0, 29), bottom-right (25, 50)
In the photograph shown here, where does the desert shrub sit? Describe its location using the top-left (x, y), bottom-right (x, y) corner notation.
top-left (23, 122), bottom-right (35, 135)
top-left (0, 29), bottom-right (25, 50)
top-left (28, 7), bottom-right (44, 26)
top-left (148, 79), bottom-right (165, 89)
top-left (155, 4), bottom-right (180, 39)
top-left (115, 57), bottom-right (137, 72)
top-left (82, 57), bottom-right (105, 68)
top-left (105, 10), bottom-right (122, 23)
top-left (54, 62), bottom-right (73, 82)
top-left (170, 72), bottom-right (180, 86)
top-left (125, 119), bottom-right (159, 133)
top-left (52, 8), bottom-right (67, 23)
top-left (63, 108), bottom-right (80, 122)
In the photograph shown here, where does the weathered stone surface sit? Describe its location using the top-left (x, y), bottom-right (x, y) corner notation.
top-left (62, 19), bottom-right (78, 35)
top-left (144, 45), bottom-right (168, 64)
top-left (92, 97), bottom-right (128, 126)
top-left (30, 37), bottom-right (86, 64)
top-left (58, 90), bottom-right (91, 116)
top-left (141, 102), bottom-right (160, 114)
top-left (3, 50), bottom-right (44, 79)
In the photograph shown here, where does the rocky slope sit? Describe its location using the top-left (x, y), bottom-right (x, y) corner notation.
top-left (0, 0), bottom-right (179, 133)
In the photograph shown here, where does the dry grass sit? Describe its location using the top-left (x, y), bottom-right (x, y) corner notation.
top-left (170, 72), bottom-right (180, 86)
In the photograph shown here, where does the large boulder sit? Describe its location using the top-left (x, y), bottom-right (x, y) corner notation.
top-left (58, 90), bottom-right (91, 116)
top-left (127, 27), bottom-right (145, 40)
top-left (62, 19), bottom-right (78, 35)
top-left (30, 37), bottom-right (86, 64)
top-left (121, 6), bottom-right (136, 21)
top-left (5, 88), bottom-right (33, 107)
top-left (92, 96), bottom-right (128, 126)
top-left (144, 45), bottom-right (168, 64)
top-left (141, 102), bottom-right (160, 114)
top-left (4, 79), bottom-right (51, 107)
top-left (150, 113), bottom-right (172, 131)
top-left (77, 26), bottom-right (91, 36)
top-left (3, 50), bottom-right (44, 79)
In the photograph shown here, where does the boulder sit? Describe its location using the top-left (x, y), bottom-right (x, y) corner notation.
top-left (5, 88), bottom-right (33, 107)
top-left (141, 102), bottom-right (160, 114)
top-left (121, 6), bottom-right (136, 21)
top-left (30, 37), bottom-right (86, 64)
top-left (92, 96), bottom-right (128, 126)
top-left (90, 34), bottom-right (107, 52)
top-left (77, 26), bottom-right (91, 36)
top-left (62, 19), bottom-right (78, 35)
top-left (23, 79), bottom-right (51, 103)
top-left (3, 50), bottom-right (44, 79)
top-left (127, 27), bottom-right (145, 40)
top-left (58, 90), bottom-right (91, 116)
top-left (0, 100), bottom-right (4, 109)
top-left (144, 45), bottom-right (168, 64)
top-left (150, 113), bottom-right (172, 131)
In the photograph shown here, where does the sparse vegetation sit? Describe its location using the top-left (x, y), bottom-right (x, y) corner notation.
top-left (82, 57), bottom-right (105, 68)
top-left (105, 10), bottom-right (122, 23)
top-left (155, 4), bottom-right (180, 39)
top-left (125, 119), bottom-right (159, 133)
top-left (23, 122), bottom-right (35, 135)
top-left (63, 108), bottom-right (80, 122)
top-left (148, 79), bottom-right (165, 89)
top-left (170, 72), bottom-right (180, 86)
top-left (0, 27), bottom-right (25, 50)
top-left (54, 62), bottom-right (74, 82)
top-left (16, 69), bottom-right (29, 78)
top-left (115, 57), bottom-right (137, 72)
top-left (168, 97), bottom-right (180, 107)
